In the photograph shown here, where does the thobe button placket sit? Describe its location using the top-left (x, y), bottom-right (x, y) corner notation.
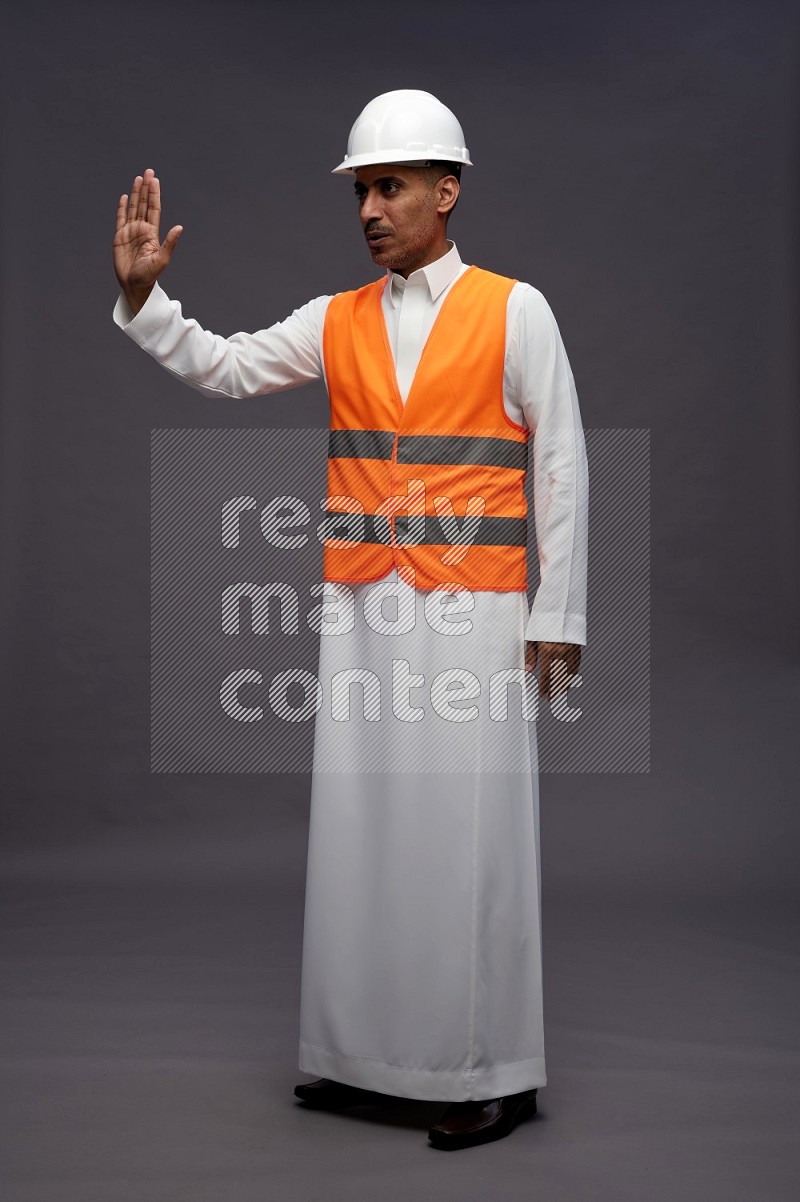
top-left (394, 273), bottom-right (428, 404)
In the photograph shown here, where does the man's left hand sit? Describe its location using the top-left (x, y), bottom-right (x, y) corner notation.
top-left (525, 641), bottom-right (582, 700)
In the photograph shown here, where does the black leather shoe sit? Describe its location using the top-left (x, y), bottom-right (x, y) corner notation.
top-left (427, 1089), bottom-right (538, 1149)
top-left (293, 1077), bottom-right (376, 1109)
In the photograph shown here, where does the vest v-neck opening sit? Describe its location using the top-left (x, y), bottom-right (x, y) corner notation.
top-left (376, 265), bottom-right (477, 423)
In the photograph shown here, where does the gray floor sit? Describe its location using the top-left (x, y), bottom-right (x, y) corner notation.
top-left (2, 808), bottom-right (798, 1202)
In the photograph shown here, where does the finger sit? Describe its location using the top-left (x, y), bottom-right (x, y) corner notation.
top-left (543, 649), bottom-right (566, 698)
top-left (139, 170), bottom-right (154, 227)
top-left (137, 168), bottom-right (155, 224)
top-left (539, 653), bottom-right (549, 698)
top-left (115, 194), bottom-right (128, 232)
top-left (562, 646), bottom-right (580, 678)
top-left (132, 168), bottom-right (155, 223)
top-left (146, 174), bottom-right (162, 231)
top-left (162, 224), bottom-right (184, 256)
top-left (549, 656), bottom-right (574, 700)
top-left (127, 175), bottom-right (143, 222)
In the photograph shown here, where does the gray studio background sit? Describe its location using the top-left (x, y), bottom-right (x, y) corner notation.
top-left (1, 1), bottom-right (798, 1199)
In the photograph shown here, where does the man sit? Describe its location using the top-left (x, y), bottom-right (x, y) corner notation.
top-left (112, 89), bottom-right (588, 1150)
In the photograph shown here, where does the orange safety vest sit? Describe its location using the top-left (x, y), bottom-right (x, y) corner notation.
top-left (321, 265), bottom-right (529, 591)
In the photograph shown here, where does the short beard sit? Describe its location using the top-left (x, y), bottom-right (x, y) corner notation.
top-left (370, 243), bottom-right (424, 276)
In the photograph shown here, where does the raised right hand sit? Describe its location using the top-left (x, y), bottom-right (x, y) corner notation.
top-left (114, 168), bottom-right (183, 312)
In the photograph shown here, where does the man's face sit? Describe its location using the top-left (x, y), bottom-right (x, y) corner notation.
top-left (353, 164), bottom-right (456, 277)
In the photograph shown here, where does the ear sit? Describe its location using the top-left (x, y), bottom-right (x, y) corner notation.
top-left (436, 175), bottom-right (460, 217)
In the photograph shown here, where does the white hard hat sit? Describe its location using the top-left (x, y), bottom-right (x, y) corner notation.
top-left (332, 89), bottom-right (472, 175)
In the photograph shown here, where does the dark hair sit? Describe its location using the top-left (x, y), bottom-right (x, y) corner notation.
top-left (425, 159), bottom-right (462, 182)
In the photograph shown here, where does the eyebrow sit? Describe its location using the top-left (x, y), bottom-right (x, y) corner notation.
top-left (354, 176), bottom-right (405, 193)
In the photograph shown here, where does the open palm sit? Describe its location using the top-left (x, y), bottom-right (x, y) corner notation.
top-left (113, 168), bottom-right (182, 297)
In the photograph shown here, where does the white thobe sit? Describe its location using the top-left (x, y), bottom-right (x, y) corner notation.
top-left (113, 241), bottom-right (588, 1101)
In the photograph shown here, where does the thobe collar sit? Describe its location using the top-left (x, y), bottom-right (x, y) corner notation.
top-left (384, 241), bottom-right (463, 308)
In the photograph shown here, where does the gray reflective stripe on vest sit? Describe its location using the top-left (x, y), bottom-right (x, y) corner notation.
top-left (323, 511), bottom-right (527, 547)
top-left (328, 429), bottom-right (395, 459)
top-left (328, 430), bottom-right (528, 470)
top-left (396, 434), bottom-right (528, 471)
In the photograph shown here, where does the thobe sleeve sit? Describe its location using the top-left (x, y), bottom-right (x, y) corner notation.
top-left (506, 284), bottom-right (589, 647)
top-left (112, 282), bottom-right (330, 399)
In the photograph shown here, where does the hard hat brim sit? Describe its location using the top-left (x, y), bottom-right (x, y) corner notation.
top-left (331, 149), bottom-right (473, 175)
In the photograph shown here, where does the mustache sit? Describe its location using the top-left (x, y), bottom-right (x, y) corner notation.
top-left (364, 221), bottom-right (393, 236)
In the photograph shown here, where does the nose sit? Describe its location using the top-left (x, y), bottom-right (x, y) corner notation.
top-left (359, 187), bottom-right (384, 225)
